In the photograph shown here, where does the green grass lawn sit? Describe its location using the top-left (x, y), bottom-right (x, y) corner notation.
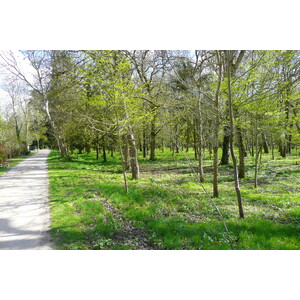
top-left (48, 148), bottom-right (300, 250)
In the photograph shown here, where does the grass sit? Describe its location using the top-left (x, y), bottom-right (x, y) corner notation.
top-left (47, 148), bottom-right (300, 250)
top-left (0, 152), bottom-right (35, 176)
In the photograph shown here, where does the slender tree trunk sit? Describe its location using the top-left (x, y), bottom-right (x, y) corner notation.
top-left (150, 113), bottom-right (156, 161)
top-left (123, 136), bottom-right (130, 170)
top-left (143, 128), bottom-right (147, 158)
top-left (213, 51), bottom-right (222, 198)
top-left (198, 97), bottom-right (204, 183)
top-left (119, 143), bottom-right (128, 194)
top-left (220, 128), bottom-right (230, 165)
top-left (186, 123), bottom-right (190, 152)
top-left (127, 132), bottom-right (140, 179)
top-left (259, 145), bottom-right (263, 170)
top-left (271, 134), bottom-right (275, 160)
top-left (115, 123), bottom-right (128, 195)
top-left (213, 121), bottom-right (219, 197)
top-left (262, 133), bottom-right (269, 153)
top-left (226, 50), bottom-right (244, 219)
top-left (120, 89), bottom-right (140, 180)
top-left (237, 127), bottom-right (246, 178)
top-left (287, 134), bottom-right (292, 155)
top-left (175, 134), bottom-right (179, 153)
top-left (193, 119), bottom-right (198, 159)
top-left (280, 139), bottom-right (287, 158)
top-left (102, 137), bottom-right (107, 162)
top-left (254, 135), bottom-right (260, 188)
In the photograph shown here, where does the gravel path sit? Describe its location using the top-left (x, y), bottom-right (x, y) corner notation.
top-left (0, 149), bottom-right (52, 250)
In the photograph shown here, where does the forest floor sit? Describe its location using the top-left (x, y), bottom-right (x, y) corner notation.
top-left (48, 149), bottom-right (300, 250)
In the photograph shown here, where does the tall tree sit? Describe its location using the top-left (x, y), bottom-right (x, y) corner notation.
top-left (226, 50), bottom-right (244, 219)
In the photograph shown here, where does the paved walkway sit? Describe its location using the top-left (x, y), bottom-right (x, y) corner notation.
top-left (0, 149), bottom-right (52, 250)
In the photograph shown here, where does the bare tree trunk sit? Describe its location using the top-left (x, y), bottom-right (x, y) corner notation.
top-left (123, 135), bottom-right (130, 170)
top-left (213, 51), bottom-right (222, 198)
top-left (262, 133), bottom-right (269, 154)
top-left (198, 97), bottom-right (205, 183)
top-left (271, 134), bottom-right (275, 160)
top-left (220, 128), bottom-right (230, 165)
top-left (102, 136), bottom-right (107, 162)
top-left (186, 122), bottom-right (190, 152)
top-left (193, 119), bottom-right (198, 159)
top-left (150, 113), bottom-right (156, 161)
top-left (237, 127), bottom-right (246, 178)
top-left (127, 133), bottom-right (140, 179)
top-left (115, 127), bottom-right (128, 195)
top-left (96, 147), bottom-right (99, 160)
top-left (143, 125), bottom-right (147, 158)
top-left (226, 50), bottom-right (244, 219)
top-left (254, 135), bottom-right (260, 188)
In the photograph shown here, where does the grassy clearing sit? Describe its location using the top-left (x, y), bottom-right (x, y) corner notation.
top-left (0, 152), bottom-right (35, 176)
top-left (48, 148), bottom-right (300, 250)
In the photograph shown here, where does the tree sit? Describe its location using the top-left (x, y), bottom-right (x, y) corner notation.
top-left (226, 50), bottom-right (244, 219)
top-left (0, 50), bottom-right (80, 160)
top-left (81, 51), bottom-right (142, 185)
top-left (127, 50), bottom-right (169, 161)
top-left (212, 51), bottom-right (223, 197)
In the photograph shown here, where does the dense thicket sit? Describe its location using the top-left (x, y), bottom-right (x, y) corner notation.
top-left (1, 50), bottom-right (299, 217)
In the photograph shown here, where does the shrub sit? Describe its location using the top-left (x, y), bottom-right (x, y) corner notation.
top-left (0, 143), bottom-right (8, 164)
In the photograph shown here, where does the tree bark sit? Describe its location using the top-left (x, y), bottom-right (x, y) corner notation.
top-left (102, 136), bottom-right (107, 162)
top-left (198, 97), bottom-right (205, 183)
top-left (262, 133), bottom-right (269, 154)
top-left (213, 51), bottom-right (222, 198)
top-left (254, 135), bottom-right (260, 188)
top-left (226, 50), bottom-right (244, 219)
top-left (142, 127), bottom-right (147, 158)
top-left (237, 127), bottom-right (246, 178)
top-left (123, 136), bottom-right (130, 170)
top-left (127, 133), bottom-right (140, 179)
top-left (220, 127), bottom-right (230, 165)
top-left (193, 119), bottom-right (198, 159)
top-left (150, 112), bottom-right (156, 161)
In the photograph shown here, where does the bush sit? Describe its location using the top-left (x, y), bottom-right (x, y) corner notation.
top-left (0, 143), bottom-right (8, 163)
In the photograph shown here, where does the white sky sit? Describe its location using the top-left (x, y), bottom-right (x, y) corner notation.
top-left (0, 50), bottom-right (35, 115)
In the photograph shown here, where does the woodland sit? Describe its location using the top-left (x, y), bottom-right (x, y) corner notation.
top-left (0, 50), bottom-right (300, 249)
